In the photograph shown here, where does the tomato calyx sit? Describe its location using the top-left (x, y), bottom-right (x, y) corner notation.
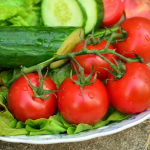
top-left (102, 52), bottom-right (143, 80)
top-left (70, 63), bottom-right (97, 98)
top-left (23, 67), bottom-right (57, 100)
top-left (105, 59), bottom-right (126, 80)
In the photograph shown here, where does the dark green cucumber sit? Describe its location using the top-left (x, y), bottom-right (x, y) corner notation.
top-left (0, 26), bottom-right (84, 68)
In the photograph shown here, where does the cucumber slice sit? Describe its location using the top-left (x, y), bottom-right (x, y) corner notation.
top-left (50, 28), bottom-right (84, 69)
top-left (42, 0), bottom-right (87, 27)
top-left (78, 0), bottom-right (104, 34)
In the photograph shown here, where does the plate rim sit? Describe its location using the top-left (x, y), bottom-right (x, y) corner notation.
top-left (0, 110), bottom-right (150, 145)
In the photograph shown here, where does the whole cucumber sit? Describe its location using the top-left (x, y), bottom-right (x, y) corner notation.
top-left (0, 26), bottom-right (84, 68)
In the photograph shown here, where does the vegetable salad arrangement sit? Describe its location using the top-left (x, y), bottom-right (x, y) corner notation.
top-left (0, 0), bottom-right (150, 137)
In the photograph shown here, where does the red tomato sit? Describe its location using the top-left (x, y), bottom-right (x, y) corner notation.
top-left (106, 62), bottom-right (150, 114)
top-left (70, 39), bottom-right (117, 81)
top-left (57, 74), bottom-right (109, 125)
top-left (123, 0), bottom-right (150, 20)
top-left (101, 0), bottom-right (123, 27)
top-left (7, 73), bottom-right (57, 122)
top-left (114, 17), bottom-right (150, 64)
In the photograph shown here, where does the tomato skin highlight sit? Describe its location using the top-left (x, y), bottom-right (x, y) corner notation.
top-left (123, 0), bottom-right (150, 20)
top-left (70, 39), bottom-right (117, 81)
top-left (57, 74), bottom-right (109, 125)
top-left (114, 17), bottom-right (150, 64)
top-left (106, 62), bottom-right (150, 114)
top-left (7, 73), bottom-right (57, 122)
top-left (101, 0), bottom-right (123, 27)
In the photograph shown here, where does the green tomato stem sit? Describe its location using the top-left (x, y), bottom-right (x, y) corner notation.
top-left (6, 48), bottom-right (141, 87)
top-left (6, 28), bottom-right (141, 87)
top-left (95, 52), bottom-right (122, 75)
top-left (69, 55), bottom-right (85, 84)
top-left (94, 26), bottom-right (119, 37)
top-left (36, 67), bottom-right (44, 95)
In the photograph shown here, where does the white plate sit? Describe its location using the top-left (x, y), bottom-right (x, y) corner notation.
top-left (1, 0), bottom-right (149, 145)
top-left (0, 109), bottom-right (150, 144)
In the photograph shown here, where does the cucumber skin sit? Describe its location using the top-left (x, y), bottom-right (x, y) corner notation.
top-left (0, 26), bottom-right (77, 68)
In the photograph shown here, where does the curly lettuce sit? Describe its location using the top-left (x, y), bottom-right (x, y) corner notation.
top-left (0, 0), bottom-right (42, 26)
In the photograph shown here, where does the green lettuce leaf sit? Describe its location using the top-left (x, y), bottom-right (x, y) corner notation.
top-left (0, 93), bottom-right (28, 136)
top-left (48, 63), bottom-right (72, 88)
top-left (0, 68), bottom-right (21, 86)
top-left (25, 114), bottom-right (67, 135)
top-left (92, 106), bottom-right (130, 129)
top-left (0, 68), bottom-right (130, 136)
top-left (0, 0), bottom-right (41, 26)
top-left (7, 105), bottom-right (130, 136)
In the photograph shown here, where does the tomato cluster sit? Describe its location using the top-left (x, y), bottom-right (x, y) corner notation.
top-left (60, 16), bottom-right (150, 123)
top-left (7, 16), bottom-right (150, 125)
top-left (7, 72), bottom-right (110, 125)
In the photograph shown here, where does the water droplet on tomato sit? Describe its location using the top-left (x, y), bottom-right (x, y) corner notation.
top-left (133, 77), bottom-right (135, 79)
top-left (125, 97), bottom-right (128, 100)
top-left (135, 26), bottom-right (141, 29)
top-left (45, 94), bottom-right (49, 99)
top-left (22, 85), bottom-right (28, 91)
top-left (133, 49), bottom-right (137, 52)
top-left (88, 92), bottom-right (95, 99)
top-left (145, 35), bottom-right (150, 42)
top-left (35, 75), bottom-right (39, 79)
top-left (130, 101), bottom-right (133, 104)
top-left (143, 43), bottom-right (146, 47)
top-left (15, 86), bottom-right (18, 89)
top-left (145, 80), bottom-right (148, 83)
top-left (131, 32), bottom-right (133, 34)
top-left (138, 34), bottom-right (141, 37)
top-left (62, 96), bottom-right (65, 99)
top-left (79, 92), bottom-right (82, 96)
top-left (61, 111), bottom-right (65, 115)
top-left (127, 37), bottom-right (130, 40)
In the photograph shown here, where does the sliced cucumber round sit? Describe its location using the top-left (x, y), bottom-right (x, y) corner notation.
top-left (42, 0), bottom-right (87, 27)
top-left (78, 0), bottom-right (104, 34)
